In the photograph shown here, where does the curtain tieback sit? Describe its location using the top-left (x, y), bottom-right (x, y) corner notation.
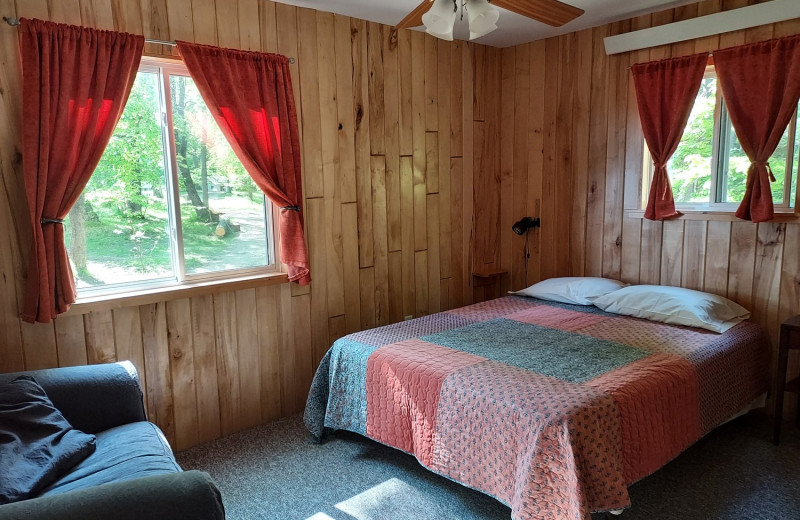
top-left (40, 218), bottom-right (65, 225)
top-left (280, 205), bottom-right (300, 212)
top-left (752, 161), bottom-right (776, 182)
top-left (653, 163), bottom-right (670, 200)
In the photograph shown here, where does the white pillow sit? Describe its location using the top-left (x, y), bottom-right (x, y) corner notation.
top-left (592, 285), bottom-right (750, 333)
top-left (510, 277), bottom-right (628, 306)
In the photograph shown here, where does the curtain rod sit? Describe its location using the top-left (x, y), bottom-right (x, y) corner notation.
top-left (3, 17), bottom-right (295, 64)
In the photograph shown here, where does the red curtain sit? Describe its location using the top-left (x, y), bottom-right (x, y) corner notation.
top-left (176, 41), bottom-right (310, 285)
top-left (20, 19), bottom-right (143, 323)
top-left (632, 53), bottom-right (708, 220)
top-left (714, 35), bottom-right (800, 222)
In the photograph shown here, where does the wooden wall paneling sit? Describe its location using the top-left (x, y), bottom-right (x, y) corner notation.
top-left (499, 47), bottom-right (515, 287)
top-left (188, 294), bottom-right (221, 443)
top-left (569, 30), bottom-right (593, 279)
top-left (752, 223), bottom-right (785, 345)
top-left (778, 224), bottom-right (800, 416)
top-left (290, 291), bottom-right (312, 412)
top-left (79, 0), bottom-right (115, 31)
top-left (450, 157), bottom-right (465, 308)
top-left (276, 283), bottom-right (297, 414)
top-left (212, 292), bottom-right (241, 436)
top-left (367, 22), bottom-right (385, 156)
top-left (20, 323), bottom-right (58, 371)
top-left (681, 220), bottom-right (707, 290)
top-left (341, 202), bottom-right (362, 332)
top-left (584, 24), bottom-right (610, 277)
top-left (165, 298), bottom-right (199, 451)
top-left (140, 303), bottom-right (175, 446)
top-left (334, 14), bottom-right (357, 204)
top-left (353, 18), bottom-right (374, 269)
top-left (510, 43), bottom-right (530, 290)
top-left (0, 0), bottom-right (24, 373)
top-left (411, 32), bottom-right (428, 253)
top-left (660, 220), bottom-right (685, 286)
top-left (372, 155), bottom-right (390, 325)
top-left (259, 0), bottom-right (277, 52)
top-left (398, 29), bottom-right (413, 156)
top-left (415, 250), bottom-right (429, 316)
top-left (437, 41), bottom-right (452, 285)
top-left (165, 0), bottom-right (194, 53)
top-left (234, 288), bottom-right (261, 430)
top-left (554, 35), bottom-right (575, 278)
top-left (214, 0), bottom-right (236, 48)
top-left (539, 37), bottom-right (559, 280)
top-left (305, 198), bottom-right (329, 368)
top-left (139, 0), bottom-right (170, 56)
top-left (424, 36), bottom-right (438, 133)
top-left (388, 251), bottom-right (403, 323)
top-left (49, 0), bottom-right (81, 24)
top-left (237, 0), bottom-right (260, 51)
top-left (111, 0), bottom-right (143, 35)
top-left (359, 267), bottom-right (376, 330)
top-left (190, 0), bottom-right (216, 45)
top-left (54, 315), bottom-right (88, 367)
top-left (83, 310), bottom-right (116, 364)
top-left (461, 43), bottom-right (474, 300)
top-left (526, 41), bottom-right (545, 285)
top-left (112, 306), bottom-right (147, 411)
top-left (450, 41), bottom-right (464, 157)
top-left (383, 26), bottom-right (402, 254)
top-left (255, 286), bottom-right (281, 422)
top-left (316, 12), bottom-right (345, 319)
top-left (427, 193), bottom-right (441, 313)
top-left (703, 221), bottom-right (731, 296)
top-left (297, 8), bottom-right (323, 199)
top-left (400, 155), bottom-right (416, 318)
top-left (728, 222), bottom-right (757, 311)
top-left (601, 22), bottom-right (629, 281)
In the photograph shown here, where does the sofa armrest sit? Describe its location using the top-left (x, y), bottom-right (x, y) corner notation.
top-left (0, 471), bottom-right (225, 520)
top-left (0, 361), bottom-right (147, 433)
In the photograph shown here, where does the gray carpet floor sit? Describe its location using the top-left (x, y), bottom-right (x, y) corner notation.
top-left (177, 412), bottom-right (800, 520)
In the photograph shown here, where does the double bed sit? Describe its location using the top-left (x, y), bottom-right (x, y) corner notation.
top-left (304, 295), bottom-right (769, 520)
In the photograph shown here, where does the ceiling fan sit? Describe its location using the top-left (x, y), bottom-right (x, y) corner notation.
top-left (396, 0), bottom-right (584, 41)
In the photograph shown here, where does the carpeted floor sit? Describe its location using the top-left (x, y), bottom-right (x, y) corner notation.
top-left (177, 412), bottom-right (800, 520)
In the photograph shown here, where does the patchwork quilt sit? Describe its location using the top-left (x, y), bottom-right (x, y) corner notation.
top-left (304, 296), bottom-right (769, 520)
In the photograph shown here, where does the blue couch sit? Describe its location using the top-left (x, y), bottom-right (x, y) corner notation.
top-left (0, 361), bottom-right (225, 520)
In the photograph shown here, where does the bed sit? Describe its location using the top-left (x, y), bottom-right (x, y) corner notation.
top-left (304, 295), bottom-right (769, 520)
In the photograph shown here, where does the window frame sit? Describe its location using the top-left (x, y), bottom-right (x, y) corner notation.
top-left (642, 65), bottom-right (800, 214)
top-left (73, 55), bottom-right (281, 301)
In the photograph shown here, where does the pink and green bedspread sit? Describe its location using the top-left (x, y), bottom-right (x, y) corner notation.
top-left (304, 296), bottom-right (769, 520)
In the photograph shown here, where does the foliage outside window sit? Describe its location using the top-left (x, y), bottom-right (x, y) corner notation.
top-left (644, 68), bottom-right (799, 210)
top-left (65, 58), bottom-right (275, 295)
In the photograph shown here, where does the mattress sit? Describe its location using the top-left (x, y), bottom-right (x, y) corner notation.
top-left (304, 296), bottom-right (769, 520)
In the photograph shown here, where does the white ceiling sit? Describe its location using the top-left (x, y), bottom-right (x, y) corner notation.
top-left (272, 0), bottom-right (698, 47)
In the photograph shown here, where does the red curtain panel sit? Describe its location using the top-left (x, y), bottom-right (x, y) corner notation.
top-left (632, 53), bottom-right (708, 220)
top-left (20, 19), bottom-right (143, 323)
top-left (176, 42), bottom-right (310, 286)
top-left (714, 35), bottom-right (800, 223)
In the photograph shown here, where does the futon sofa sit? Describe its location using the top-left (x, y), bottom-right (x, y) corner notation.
top-left (0, 361), bottom-right (225, 520)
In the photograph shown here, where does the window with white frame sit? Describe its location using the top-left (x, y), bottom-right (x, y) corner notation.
top-left (644, 67), bottom-right (799, 210)
top-left (65, 57), bottom-right (275, 295)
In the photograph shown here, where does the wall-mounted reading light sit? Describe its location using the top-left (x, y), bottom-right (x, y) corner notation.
top-left (511, 217), bottom-right (540, 235)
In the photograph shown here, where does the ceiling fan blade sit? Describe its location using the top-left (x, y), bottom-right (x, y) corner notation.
top-left (492, 0), bottom-right (583, 27)
top-left (396, 0), bottom-right (433, 29)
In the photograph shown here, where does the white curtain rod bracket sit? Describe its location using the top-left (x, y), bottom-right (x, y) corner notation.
top-left (3, 16), bottom-right (295, 63)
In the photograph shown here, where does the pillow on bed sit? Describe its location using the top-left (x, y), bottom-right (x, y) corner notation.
top-left (592, 285), bottom-right (750, 333)
top-left (510, 277), bottom-right (627, 305)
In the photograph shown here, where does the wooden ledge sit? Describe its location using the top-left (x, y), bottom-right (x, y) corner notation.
top-left (63, 272), bottom-right (289, 316)
top-left (625, 209), bottom-right (800, 223)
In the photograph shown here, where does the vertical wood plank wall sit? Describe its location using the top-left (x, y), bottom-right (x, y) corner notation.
top-left (0, 0), bottom-right (491, 450)
top-left (495, 0), bottom-right (800, 416)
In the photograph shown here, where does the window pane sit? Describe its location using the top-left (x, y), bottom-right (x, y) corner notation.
top-left (65, 71), bottom-right (174, 289)
top-left (668, 77), bottom-right (717, 204)
top-left (722, 108), bottom-right (796, 205)
top-left (169, 75), bottom-right (270, 276)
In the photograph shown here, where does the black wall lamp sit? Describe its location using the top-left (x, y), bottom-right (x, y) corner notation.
top-left (511, 217), bottom-right (541, 235)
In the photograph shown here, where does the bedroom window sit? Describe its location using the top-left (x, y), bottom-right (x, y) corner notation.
top-left (64, 57), bottom-right (275, 295)
top-left (644, 67), bottom-right (799, 210)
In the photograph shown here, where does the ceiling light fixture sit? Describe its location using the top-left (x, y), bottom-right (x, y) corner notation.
top-left (422, 0), bottom-right (500, 42)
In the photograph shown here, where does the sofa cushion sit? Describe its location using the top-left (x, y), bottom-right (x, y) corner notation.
top-left (0, 376), bottom-right (97, 504)
top-left (40, 421), bottom-right (182, 497)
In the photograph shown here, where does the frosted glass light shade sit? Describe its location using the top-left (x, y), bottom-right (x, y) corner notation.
top-left (422, 0), bottom-right (457, 41)
top-left (467, 0), bottom-right (500, 40)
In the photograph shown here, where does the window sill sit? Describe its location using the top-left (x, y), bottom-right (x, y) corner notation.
top-left (63, 271), bottom-right (289, 317)
top-left (625, 209), bottom-right (800, 223)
